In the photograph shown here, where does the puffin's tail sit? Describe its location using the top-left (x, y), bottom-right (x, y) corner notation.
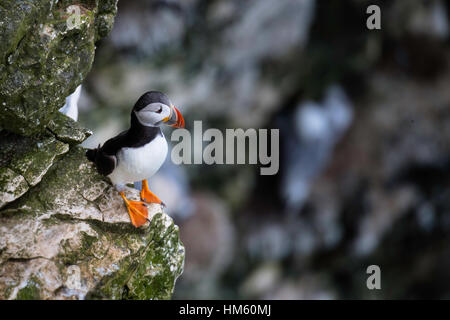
top-left (86, 147), bottom-right (98, 163)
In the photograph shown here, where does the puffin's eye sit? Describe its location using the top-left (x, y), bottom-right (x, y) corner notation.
top-left (156, 106), bottom-right (163, 114)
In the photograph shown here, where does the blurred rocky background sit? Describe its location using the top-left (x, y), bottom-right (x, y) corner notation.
top-left (78, 0), bottom-right (450, 299)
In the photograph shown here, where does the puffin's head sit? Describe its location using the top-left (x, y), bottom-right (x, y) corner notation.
top-left (133, 91), bottom-right (185, 128)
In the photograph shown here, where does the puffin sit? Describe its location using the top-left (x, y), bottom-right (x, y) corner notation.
top-left (86, 91), bottom-right (185, 227)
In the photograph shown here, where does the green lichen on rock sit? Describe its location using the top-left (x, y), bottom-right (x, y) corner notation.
top-left (8, 136), bottom-right (69, 186)
top-left (95, 0), bottom-right (119, 40)
top-left (0, 0), bottom-right (118, 136)
top-left (0, 167), bottom-right (28, 209)
top-left (0, 1), bottom-right (49, 64)
top-left (87, 213), bottom-right (185, 300)
top-left (15, 277), bottom-right (42, 300)
top-left (0, 131), bottom-right (70, 208)
top-left (0, 0), bottom-right (113, 208)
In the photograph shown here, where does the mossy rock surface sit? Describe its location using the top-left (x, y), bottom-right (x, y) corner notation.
top-left (0, 131), bottom-right (69, 208)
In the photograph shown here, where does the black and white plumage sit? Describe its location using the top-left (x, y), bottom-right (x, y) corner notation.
top-left (86, 91), bottom-right (184, 189)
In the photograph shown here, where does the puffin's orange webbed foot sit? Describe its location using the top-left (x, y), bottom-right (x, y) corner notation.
top-left (120, 192), bottom-right (149, 228)
top-left (140, 180), bottom-right (165, 207)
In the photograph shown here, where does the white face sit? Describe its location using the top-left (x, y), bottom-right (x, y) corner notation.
top-left (134, 102), bottom-right (172, 126)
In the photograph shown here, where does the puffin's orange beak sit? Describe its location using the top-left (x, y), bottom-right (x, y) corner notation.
top-left (164, 105), bottom-right (185, 128)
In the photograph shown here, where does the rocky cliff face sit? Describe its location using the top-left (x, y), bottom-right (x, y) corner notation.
top-left (0, 0), bottom-right (184, 300)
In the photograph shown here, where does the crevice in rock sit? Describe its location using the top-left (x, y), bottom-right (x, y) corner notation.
top-left (0, 255), bottom-right (53, 267)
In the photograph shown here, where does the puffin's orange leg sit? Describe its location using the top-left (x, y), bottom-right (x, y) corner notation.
top-left (120, 192), bottom-right (149, 228)
top-left (140, 180), bottom-right (165, 206)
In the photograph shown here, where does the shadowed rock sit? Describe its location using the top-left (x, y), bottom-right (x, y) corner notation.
top-left (0, 147), bottom-right (185, 300)
top-left (0, 0), bottom-right (117, 136)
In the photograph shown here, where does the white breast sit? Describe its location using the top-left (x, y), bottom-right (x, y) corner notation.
top-left (108, 134), bottom-right (168, 185)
